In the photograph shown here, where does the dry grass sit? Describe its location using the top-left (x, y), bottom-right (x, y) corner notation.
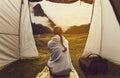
top-left (0, 34), bottom-right (120, 78)
top-left (35, 33), bottom-right (88, 77)
top-left (34, 34), bottom-right (88, 77)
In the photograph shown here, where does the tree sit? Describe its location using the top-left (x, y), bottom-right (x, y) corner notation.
top-left (31, 23), bottom-right (52, 35)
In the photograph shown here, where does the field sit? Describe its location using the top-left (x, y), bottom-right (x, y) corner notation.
top-left (36, 33), bottom-right (88, 77)
top-left (0, 34), bottom-right (120, 78)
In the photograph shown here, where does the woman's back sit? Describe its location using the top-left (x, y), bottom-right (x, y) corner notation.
top-left (48, 35), bottom-right (73, 76)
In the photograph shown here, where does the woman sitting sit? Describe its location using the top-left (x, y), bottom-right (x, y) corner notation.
top-left (47, 26), bottom-right (74, 76)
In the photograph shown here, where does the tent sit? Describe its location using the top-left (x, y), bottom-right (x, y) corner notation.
top-left (47, 0), bottom-right (78, 3)
top-left (81, 0), bottom-right (93, 4)
top-left (29, 0), bottom-right (42, 2)
top-left (82, 0), bottom-right (120, 64)
top-left (109, 0), bottom-right (120, 24)
top-left (0, 0), bottom-right (39, 67)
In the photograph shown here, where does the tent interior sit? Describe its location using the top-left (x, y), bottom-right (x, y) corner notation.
top-left (0, 0), bottom-right (120, 78)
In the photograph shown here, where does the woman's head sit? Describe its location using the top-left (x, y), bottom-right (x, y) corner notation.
top-left (53, 26), bottom-right (67, 52)
top-left (53, 26), bottom-right (63, 35)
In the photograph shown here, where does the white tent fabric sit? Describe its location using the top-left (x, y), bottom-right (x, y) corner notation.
top-left (100, 0), bottom-right (120, 64)
top-left (82, 0), bottom-right (102, 56)
top-left (0, 0), bottom-right (38, 67)
top-left (82, 0), bottom-right (120, 64)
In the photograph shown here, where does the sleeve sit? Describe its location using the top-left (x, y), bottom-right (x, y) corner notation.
top-left (48, 40), bottom-right (63, 62)
top-left (50, 48), bottom-right (62, 62)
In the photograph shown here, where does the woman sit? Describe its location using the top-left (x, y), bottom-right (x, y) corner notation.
top-left (47, 26), bottom-right (74, 76)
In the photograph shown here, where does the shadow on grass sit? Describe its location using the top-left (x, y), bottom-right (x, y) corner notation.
top-left (0, 57), bottom-right (46, 78)
top-left (1, 57), bottom-right (120, 78)
top-left (1, 33), bottom-right (120, 78)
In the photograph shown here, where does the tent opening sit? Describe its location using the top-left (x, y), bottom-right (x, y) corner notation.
top-left (1, 0), bottom-right (120, 78)
top-left (29, 0), bottom-right (92, 77)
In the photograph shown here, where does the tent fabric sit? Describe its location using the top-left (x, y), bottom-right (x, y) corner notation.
top-left (0, 0), bottom-right (38, 67)
top-left (47, 0), bottom-right (78, 3)
top-left (80, 0), bottom-right (93, 4)
top-left (29, 0), bottom-right (42, 2)
top-left (100, 0), bottom-right (120, 64)
top-left (0, 0), bottom-right (20, 67)
top-left (19, 0), bottom-right (38, 58)
top-left (83, 0), bottom-right (120, 65)
top-left (0, 0), bottom-right (19, 35)
top-left (109, 0), bottom-right (120, 24)
top-left (82, 0), bottom-right (102, 56)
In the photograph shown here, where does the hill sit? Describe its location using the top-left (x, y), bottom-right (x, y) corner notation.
top-left (64, 24), bottom-right (90, 34)
top-left (32, 23), bottom-right (52, 35)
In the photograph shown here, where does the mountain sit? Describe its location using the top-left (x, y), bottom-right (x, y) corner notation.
top-left (33, 4), bottom-right (47, 16)
top-left (64, 24), bottom-right (90, 34)
top-left (31, 23), bottom-right (52, 35)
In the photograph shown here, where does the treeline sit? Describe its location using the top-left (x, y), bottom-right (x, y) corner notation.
top-left (64, 24), bottom-right (90, 34)
top-left (32, 23), bottom-right (52, 35)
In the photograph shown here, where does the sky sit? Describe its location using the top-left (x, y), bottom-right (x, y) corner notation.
top-left (30, 0), bottom-right (92, 31)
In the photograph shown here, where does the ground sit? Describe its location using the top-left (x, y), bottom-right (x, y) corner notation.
top-left (0, 34), bottom-right (120, 78)
top-left (35, 34), bottom-right (88, 77)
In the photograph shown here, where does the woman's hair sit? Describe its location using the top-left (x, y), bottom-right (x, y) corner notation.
top-left (53, 26), bottom-right (63, 35)
top-left (53, 26), bottom-right (67, 52)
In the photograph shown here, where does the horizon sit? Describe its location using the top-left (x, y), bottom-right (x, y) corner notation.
top-left (30, 0), bottom-right (92, 31)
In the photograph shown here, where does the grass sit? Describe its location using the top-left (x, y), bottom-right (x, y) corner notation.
top-left (0, 34), bottom-right (120, 78)
top-left (35, 33), bottom-right (88, 77)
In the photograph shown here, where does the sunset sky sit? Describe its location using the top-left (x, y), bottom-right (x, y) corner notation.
top-left (30, 0), bottom-right (92, 31)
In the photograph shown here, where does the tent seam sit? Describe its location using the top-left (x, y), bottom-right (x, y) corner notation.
top-left (99, 0), bottom-right (103, 55)
top-left (18, 0), bottom-right (23, 59)
top-left (0, 33), bottom-right (19, 36)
